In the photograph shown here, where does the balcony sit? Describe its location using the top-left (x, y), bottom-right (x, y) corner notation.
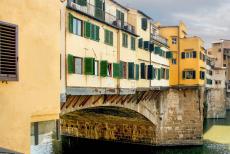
top-left (67, 0), bottom-right (136, 34)
top-left (150, 33), bottom-right (168, 46)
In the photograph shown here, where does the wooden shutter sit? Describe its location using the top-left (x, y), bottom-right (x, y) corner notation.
top-left (119, 61), bottom-right (124, 78)
top-left (113, 63), bottom-right (120, 78)
top-left (69, 13), bottom-right (73, 33)
top-left (95, 0), bottom-right (104, 20)
top-left (149, 43), bottom-right (154, 52)
top-left (100, 60), bottom-right (108, 77)
top-left (161, 68), bottom-right (164, 79)
top-left (68, 54), bottom-right (74, 74)
top-left (138, 38), bottom-right (143, 48)
top-left (135, 64), bottom-right (139, 80)
top-left (157, 68), bottom-right (161, 80)
top-left (84, 57), bottom-right (94, 75)
top-left (128, 62), bottom-right (134, 79)
top-left (95, 26), bottom-right (100, 41)
top-left (147, 65), bottom-right (153, 80)
top-left (78, 0), bottom-right (87, 6)
top-left (155, 47), bottom-right (161, 54)
top-left (141, 63), bottom-right (145, 79)
top-left (84, 21), bottom-right (91, 38)
top-left (142, 18), bottom-right (148, 30)
top-left (110, 31), bottom-right (113, 46)
top-left (90, 24), bottom-right (95, 40)
top-left (166, 69), bottom-right (169, 80)
top-left (0, 21), bottom-right (18, 81)
top-left (144, 41), bottom-right (149, 51)
top-left (166, 51), bottom-right (173, 59)
top-left (131, 37), bottom-right (135, 50)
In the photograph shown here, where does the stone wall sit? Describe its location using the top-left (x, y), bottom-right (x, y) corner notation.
top-left (206, 88), bottom-right (226, 118)
top-left (157, 88), bottom-right (204, 145)
top-left (226, 93), bottom-right (230, 110)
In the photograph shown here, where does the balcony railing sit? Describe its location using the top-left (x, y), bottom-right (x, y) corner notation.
top-left (67, 0), bottom-right (136, 34)
top-left (150, 33), bottom-right (168, 46)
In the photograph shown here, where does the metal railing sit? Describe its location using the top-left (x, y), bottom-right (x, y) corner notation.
top-left (67, 0), bottom-right (136, 34)
top-left (150, 33), bottom-right (168, 46)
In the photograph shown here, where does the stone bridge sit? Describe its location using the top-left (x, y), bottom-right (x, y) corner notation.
top-left (60, 88), bottom-right (204, 146)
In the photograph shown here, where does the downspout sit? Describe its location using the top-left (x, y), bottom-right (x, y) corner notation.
top-left (117, 29), bottom-right (121, 94)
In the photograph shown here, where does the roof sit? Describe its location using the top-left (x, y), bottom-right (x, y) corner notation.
top-left (137, 10), bottom-right (152, 19)
top-left (110, 0), bottom-right (129, 11)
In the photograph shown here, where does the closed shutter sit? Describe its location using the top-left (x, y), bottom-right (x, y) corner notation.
top-left (193, 71), bottom-right (196, 79)
top-left (147, 65), bottom-right (153, 80)
top-left (90, 24), bottom-right (95, 40)
top-left (100, 60), bottom-right (108, 77)
top-left (166, 69), bottom-right (169, 80)
top-left (135, 64), bottom-right (139, 80)
top-left (110, 31), bottom-right (113, 46)
top-left (193, 51), bottom-right (197, 58)
top-left (183, 71), bottom-right (185, 79)
top-left (131, 37), bottom-right (136, 50)
top-left (128, 62), bottom-right (134, 79)
top-left (121, 12), bottom-right (125, 28)
top-left (142, 18), bottom-right (148, 30)
top-left (77, 0), bottom-right (87, 6)
top-left (84, 21), bottom-right (91, 38)
top-left (161, 68), bottom-right (164, 79)
top-left (68, 54), bottom-right (74, 74)
top-left (144, 41), bottom-right (149, 51)
top-left (141, 63), bottom-right (145, 79)
top-left (95, 0), bottom-right (104, 20)
top-left (157, 68), bottom-right (161, 80)
top-left (119, 61), bottom-right (124, 78)
top-left (153, 68), bottom-right (156, 79)
top-left (149, 43), bottom-right (154, 52)
top-left (113, 63), bottom-right (120, 78)
top-left (166, 51), bottom-right (173, 59)
top-left (138, 38), bottom-right (143, 48)
top-left (181, 52), bottom-right (185, 59)
top-left (69, 13), bottom-right (73, 33)
top-left (84, 57), bottom-right (95, 75)
top-left (155, 47), bottom-right (161, 54)
top-left (95, 26), bottom-right (100, 41)
top-left (159, 49), bottom-right (163, 56)
top-left (104, 30), bottom-right (109, 44)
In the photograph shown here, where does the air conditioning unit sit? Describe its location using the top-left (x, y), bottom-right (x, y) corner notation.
top-left (113, 20), bottom-right (121, 27)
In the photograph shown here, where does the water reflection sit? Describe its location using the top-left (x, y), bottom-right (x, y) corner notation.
top-left (62, 110), bottom-right (230, 154)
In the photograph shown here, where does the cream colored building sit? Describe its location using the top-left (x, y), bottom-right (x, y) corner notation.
top-left (0, 0), bottom-right (61, 153)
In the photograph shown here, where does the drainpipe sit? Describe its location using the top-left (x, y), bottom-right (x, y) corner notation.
top-left (117, 29), bottom-right (121, 94)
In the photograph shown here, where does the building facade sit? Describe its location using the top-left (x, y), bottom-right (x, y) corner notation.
top-left (159, 22), bottom-right (206, 87)
top-left (0, 0), bottom-right (61, 153)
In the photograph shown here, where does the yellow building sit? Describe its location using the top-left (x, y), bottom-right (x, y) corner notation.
top-left (0, 0), bottom-right (61, 153)
top-left (159, 22), bottom-right (206, 87)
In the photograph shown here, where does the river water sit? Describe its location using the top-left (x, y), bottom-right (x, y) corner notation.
top-left (62, 110), bottom-right (230, 154)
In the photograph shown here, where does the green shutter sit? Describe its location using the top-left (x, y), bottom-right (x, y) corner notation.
top-left (166, 69), bottom-right (169, 80)
top-left (90, 24), bottom-right (95, 40)
top-left (128, 62), bottom-right (134, 79)
top-left (166, 51), bottom-right (173, 59)
top-left (149, 43), bottom-right (154, 52)
top-left (141, 63), bottom-right (145, 79)
top-left (113, 63), bottom-right (120, 78)
top-left (131, 37), bottom-right (136, 50)
top-left (147, 65), bottom-right (153, 80)
top-left (95, 26), bottom-right (100, 41)
top-left (69, 13), bottom-right (73, 33)
top-left (84, 57), bottom-right (95, 75)
top-left (159, 49), bottom-right (163, 56)
top-left (157, 68), bottom-right (161, 80)
top-left (138, 38), bottom-right (143, 48)
top-left (155, 47), bottom-right (161, 54)
top-left (144, 41), bottom-right (149, 51)
top-left (77, 0), bottom-right (87, 6)
top-left (110, 31), bottom-right (113, 46)
top-left (135, 64), bottom-right (139, 80)
top-left (84, 21), bottom-right (91, 38)
top-left (68, 54), bottom-right (74, 74)
top-left (119, 62), bottom-right (124, 78)
top-left (95, 0), bottom-right (104, 20)
top-left (142, 18), bottom-right (148, 30)
top-left (100, 60), bottom-right (108, 77)
top-left (161, 68), bottom-right (164, 79)
top-left (122, 33), bottom-right (128, 47)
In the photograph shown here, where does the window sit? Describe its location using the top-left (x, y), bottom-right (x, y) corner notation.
top-left (172, 59), bottom-right (177, 64)
top-left (95, 60), bottom-right (99, 76)
top-left (128, 62), bottom-right (135, 79)
top-left (116, 10), bottom-right (125, 27)
top-left (224, 55), bottom-right (227, 60)
top-left (138, 38), bottom-right (143, 48)
top-left (182, 51), bottom-right (196, 59)
top-left (74, 57), bottom-right (83, 74)
top-left (224, 64), bottom-right (227, 67)
top-left (183, 70), bottom-right (196, 79)
top-left (107, 63), bottom-right (112, 77)
top-left (73, 18), bottom-right (82, 36)
top-left (200, 71), bottom-right (205, 80)
top-left (141, 18), bottom-right (148, 30)
top-left (135, 64), bottom-right (140, 80)
top-left (104, 29), bottom-right (113, 46)
top-left (161, 68), bottom-right (166, 79)
top-left (84, 21), bottom-right (100, 41)
top-left (122, 33), bottom-right (128, 48)
top-left (215, 80), bottom-right (221, 85)
top-left (172, 37), bottom-right (177, 44)
top-left (140, 63), bottom-right (146, 79)
top-left (0, 21), bottom-right (18, 81)
top-left (131, 36), bottom-right (136, 50)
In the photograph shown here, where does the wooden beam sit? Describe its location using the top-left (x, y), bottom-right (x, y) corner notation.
top-left (120, 95), bottom-right (129, 105)
top-left (92, 96), bottom-right (103, 105)
top-left (72, 96), bottom-right (82, 108)
top-left (79, 96), bottom-right (91, 107)
top-left (116, 96), bottom-right (124, 104)
top-left (126, 95), bottom-right (134, 104)
top-left (64, 96), bottom-right (75, 109)
top-left (111, 95), bottom-right (119, 104)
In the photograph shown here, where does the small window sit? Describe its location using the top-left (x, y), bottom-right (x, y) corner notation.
top-left (104, 29), bottom-right (113, 46)
top-left (95, 60), bottom-right (99, 76)
top-left (141, 18), bottom-right (148, 30)
top-left (172, 59), bottom-right (177, 64)
top-left (74, 57), bottom-right (83, 74)
top-left (224, 64), bottom-right (227, 67)
top-left (183, 70), bottom-right (196, 79)
top-left (107, 63), bottom-right (112, 77)
top-left (200, 71), bottom-right (205, 80)
top-left (131, 36), bottom-right (136, 50)
top-left (0, 21), bottom-right (18, 81)
top-left (172, 37), bottom-right (177, 44)
top-left (73, 18), bottom-right (82, 36)
top-left (185, 52), bottom-right (190, 58)
top-left (224, 55), bottom-right (227, 60)
top-left (122, 33), bottom-right (128, 48)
